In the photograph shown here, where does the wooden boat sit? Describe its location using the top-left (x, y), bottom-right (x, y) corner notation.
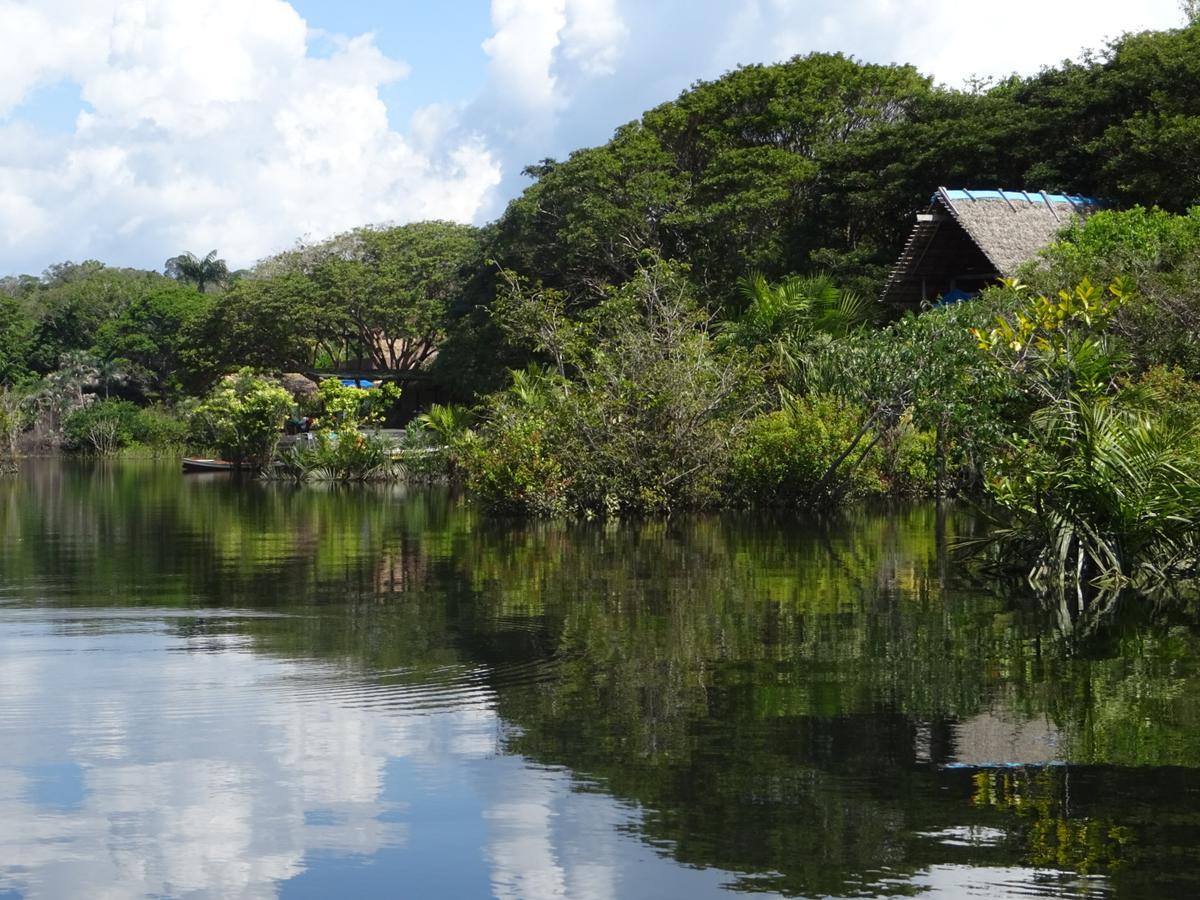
top-left (181, 457), bottom-right (243, 473)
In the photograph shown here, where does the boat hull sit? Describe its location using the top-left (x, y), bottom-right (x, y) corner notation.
top-left (181, 458), bottom-right (244, 473)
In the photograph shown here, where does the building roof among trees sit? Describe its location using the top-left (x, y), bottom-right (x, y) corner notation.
top-left (881, 187), bottom-right (1103, 308)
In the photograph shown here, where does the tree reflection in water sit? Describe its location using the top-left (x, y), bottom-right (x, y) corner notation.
top-left (2, 459), bottom-right (1200, 898)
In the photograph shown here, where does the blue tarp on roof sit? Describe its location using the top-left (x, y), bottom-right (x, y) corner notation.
top-left (937, 188), bottom-right (1103, 207)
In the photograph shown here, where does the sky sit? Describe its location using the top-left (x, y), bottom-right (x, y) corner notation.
top-left (0, 0), bottom-right (1188, 276)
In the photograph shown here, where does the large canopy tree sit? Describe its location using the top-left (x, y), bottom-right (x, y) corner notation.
top-left (199, 221), bottom-right (485, 377)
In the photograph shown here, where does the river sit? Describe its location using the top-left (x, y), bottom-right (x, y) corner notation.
top-left (1, 460), bottom-right (1198, 899)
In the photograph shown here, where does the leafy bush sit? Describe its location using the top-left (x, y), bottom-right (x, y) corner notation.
top-left (187, 370), bottom-right (294, 468)
top-left (133, 406), bottom-right (189, 450)
top-left (882, 418), bottom-right (938, 497)
top-left (404, 403), bottom-right (473, 478)
top-left (309, 378), bottom-right (399, 432)
top-left (63, 400), bottom-right (143, 454)
top-left (277, 432), bottom-right (395, 482)
top-left (728, 395), bottom-right (885, 507)
top-left (61, 399), bottom-right (188, 455)
top-left (459, 417), bottom-right (570, 516)
top-left (973, 282), bottom-right (1200, 591)
top-left (0, 387), bottom-right (30, 470)
top-left (1037, 208), bottom-right (1200, 374)
top-left (467, 258), bottom-right (756, 516)
top-left (984, 397), bottom-right (1200, 590)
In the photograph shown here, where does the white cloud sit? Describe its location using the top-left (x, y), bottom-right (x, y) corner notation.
top-left (0, 0), bottom-right (501, 274)
top-left (483, 0), bottom-right (568, 118)
top-left (561, 0), bottom-right (628, 78)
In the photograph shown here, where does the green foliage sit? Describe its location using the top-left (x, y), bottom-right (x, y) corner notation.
top-left (275, 378), bottom-right (401, 482)
top-left (187, 370), bottom-right (294, 468)
top-left (417, 403), bottom-right (473, 444)
top-left (985, 397), bottom-right (1200, 591)
top-left (798, 292), bottom-right (1015, 496)
top-left (62, 400), bottom-right (144, 454)
top-left (193, 274), bottom-right (323, 380)
top-left (94, 282), bottom-right (213, 397)
top-left (0, 296), bottom-right (34, 385)
top-left (230, 221), bottom-right (485, 375)
top-left (309, 378), bottom-right (399, 433)
top-left (0, 387), bottom-right (30, 470)
top-left (411, 403), bottom-right (474, 477)
top-left (491, 53), bottom-right (933, 306)
top-left (22, 265), bottom-right (166, 374)
top-left (132, 406), bottom-right (189, 451)
top-left (1039, 207), bottom-right (1200, 285)
top-left (466, 258), bottom-right (757, 515)
top-left (733, 272), bottom-right (873, 344)
top-left (277, 432), bottom-right (396, 482)
top-left (973, 279), bottom-right (1131, 403)
top-left (61, 400), bottom-right (191, 456)
top-left (164, 250), bottom-right (229, 293)
top-left (459, 416), bottom-right (570, 516)
top-left (1039, 207), bottom-right (1200, 374)
top-left (729, 395), bottom-right (886, 507)
top-left (971, 281), bottom-right (1200, 591)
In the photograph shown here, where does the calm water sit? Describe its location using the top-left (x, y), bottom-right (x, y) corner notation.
top-left (1, 461), bottom-right (1199, 899)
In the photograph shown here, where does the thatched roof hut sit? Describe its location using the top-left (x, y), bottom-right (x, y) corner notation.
top-left (280, 372), bottom-right (319, 402)
top-left (881, 188), bottom-right (1102, 309)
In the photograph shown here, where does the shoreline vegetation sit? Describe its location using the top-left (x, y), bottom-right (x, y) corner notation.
top-left (5, 22), bottom-right (1200, 607)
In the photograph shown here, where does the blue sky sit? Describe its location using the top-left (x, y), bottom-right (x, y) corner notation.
top-left (292, 0), bottom-right (493, 126)
top-left (0, 0), bottom-right (1187, 275)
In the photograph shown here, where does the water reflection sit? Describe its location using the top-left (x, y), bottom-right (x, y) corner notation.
top-left (1, 460), bottom-right (1200, 898)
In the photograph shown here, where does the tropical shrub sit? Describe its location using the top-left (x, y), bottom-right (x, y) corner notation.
top-left (467, 258), bottom-right (758, 516)
top-left (973, 281), bottom-right (1200, 591)
top-left (883, 419), bottom-right (938, 498)
top-left (0, 388), bottom-right (30, 471)
top-left (187, 370), bottom-right (294, 468)
top-left (309, 378), bottom-right (399, 433)
top-left (984, 397), bottom-right (1200, 590)
top-left (410, 403), bottom-right (474, 478)
top-left (459, 416), bottom-right (570, 516)
top-left (1037, 208), bottom-right (1200, 375)
top-left (62, 400), bottom-right (143, 454)
top-left (134, 406), bottom-right (189, 452)
top-left (273, 378), bottom-right (401, 481)
top-left (277, 432), bottom-right (395, 482)
top-left (728, 395), bottom-right (885, 507)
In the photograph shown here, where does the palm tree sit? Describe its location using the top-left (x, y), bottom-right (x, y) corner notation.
top-left (164, 250), bottom-right (229, 293)
top-left (736, 272), bottom-right (874, 343)
top-left (731, 272), bottom-right (875, 384)
top-left (983, 395), bottom-right (1200, 594)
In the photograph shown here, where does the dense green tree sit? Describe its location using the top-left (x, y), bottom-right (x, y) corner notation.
top-left (491, 53), bottom-right (932, 306)
top-left (0, 297), bottom-right (34, 385)
top-left (22, 266), bottom-right (166, 373)
top-left (234, 221), bottom-right (485, 375)
top-left (337, 222), bottom-right (484, 372)
top-left (94, 282), bottom-right (214, 397)
top-left (192, 274), bottom-right (326, 379)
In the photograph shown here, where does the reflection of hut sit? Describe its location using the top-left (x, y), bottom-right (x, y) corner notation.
top-left (950, 712), bottom-right (1061, 766)
top-left (882, 188), bottom-right (1103, 310)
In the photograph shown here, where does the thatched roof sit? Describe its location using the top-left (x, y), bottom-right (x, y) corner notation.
top-left (882, 188), bottom-right (1102, 309)
top-left (280, 372), bottom-right (319, 401)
